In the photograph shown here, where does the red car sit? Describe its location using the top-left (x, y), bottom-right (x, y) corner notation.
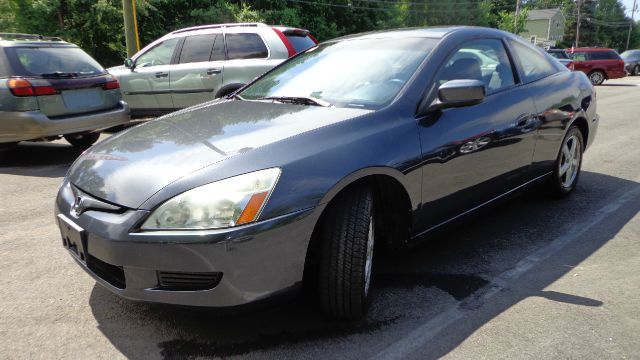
top-left (566, 47), bottom-right (626, 85)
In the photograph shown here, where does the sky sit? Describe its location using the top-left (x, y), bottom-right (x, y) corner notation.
top-left (622, 0), bottom-right (638, 18)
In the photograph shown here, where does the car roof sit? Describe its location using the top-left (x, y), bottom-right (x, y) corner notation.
top-left (568, 47), bottom-right (615, 52)
top-left (330, 26), bottom-right (510, 42)
top-left (0, 33), bottom-right (70, 47)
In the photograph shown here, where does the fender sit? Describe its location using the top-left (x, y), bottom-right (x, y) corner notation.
top-left (215, 83), bottom-right (245, 98)
top-left (318, 166), bottom-right (419, 211)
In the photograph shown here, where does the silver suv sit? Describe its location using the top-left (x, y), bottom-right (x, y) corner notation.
top-left (0, 33), bottom-right (129, 148)
top-left (108, 23), bottom-right (317, 117)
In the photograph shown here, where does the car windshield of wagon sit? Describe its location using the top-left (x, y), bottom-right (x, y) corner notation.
top-left (4, 46), bottom-right (106, 77)
top-left (240, 37), bottom-right (438, 110)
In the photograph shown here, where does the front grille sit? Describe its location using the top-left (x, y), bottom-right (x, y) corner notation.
top-left (87, 254), bottom-right (126, 289)
top-left (157, 271), bottom-right (222, 291)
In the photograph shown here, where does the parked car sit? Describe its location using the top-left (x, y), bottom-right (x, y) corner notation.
top-left (0, 33), bottom-right (129, 148)
top-left (108, 23), bottom-right (317, 118)
top-left (56, 26), bottom-right (598, 319)
top-left (566, 47), bottom-right (626, 85)
top-left (620, 49), bottom-right (640, 75)
top-left (546, 48), bottom-right (574, 69)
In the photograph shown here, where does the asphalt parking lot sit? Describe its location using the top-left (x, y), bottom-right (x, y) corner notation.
top-left (1, 77), bottom-right (639, 360)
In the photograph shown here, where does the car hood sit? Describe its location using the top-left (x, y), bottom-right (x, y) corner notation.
top-left (68, 100), bottom-right (370, 208)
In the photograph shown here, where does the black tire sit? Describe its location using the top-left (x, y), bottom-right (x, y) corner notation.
top-left (634, 65), bottom-right (640, 76)
top-left (318, 185), bottom-right (375, 319)
top-left (588, 70), bottom-right (605, 85)
top-left (64, 132), bottom-right (100, 148)
top-left (0, 142), bottom-right (18, 150)
top-left (546, 126), bottom-right (584, 198)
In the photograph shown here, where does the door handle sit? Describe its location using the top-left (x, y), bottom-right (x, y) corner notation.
top-left (206, 68), bottom-right (221, 75)
top-left (155, 72), bottom-right (168, 78)
top-left (515, 114), bottom-right (532, 128)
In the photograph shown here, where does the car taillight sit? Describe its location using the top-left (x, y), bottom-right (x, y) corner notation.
top-left (102, 75), bottom-right (120, 90)
top-left (7, 78), bottom-right (58, 97)
top-left (272, 28), bottom-right (296, 58)
top-left (568, 61), bottom-right (575, 71)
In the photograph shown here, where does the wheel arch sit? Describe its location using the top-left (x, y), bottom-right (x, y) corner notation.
top-left (302, 168), bottom-right (416, 292)
top-left (570, 117), bottom-right (589, 148)
top-left (587, 68), bottom-right (607, 80)
top-left (215, 83), bottom-right (246, 98)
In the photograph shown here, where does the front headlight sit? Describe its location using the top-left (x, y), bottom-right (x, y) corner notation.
top-left (141, 168), bottom-right (281, 230)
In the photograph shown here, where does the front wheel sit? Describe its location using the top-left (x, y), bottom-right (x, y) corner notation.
top-left (318, 186), bottom-right (375, 319)
top-left (546, 126), bottom-right (584, 197)
top-left (588, 70), bottom-right (605, 85)
top-left (64, 132), bottom-right (100, 148)
top-left (633, 65), bottom-right (640, 76)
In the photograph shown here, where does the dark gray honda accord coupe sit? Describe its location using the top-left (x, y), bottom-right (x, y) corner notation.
top-left (56, 27), bottom-right (598, 319)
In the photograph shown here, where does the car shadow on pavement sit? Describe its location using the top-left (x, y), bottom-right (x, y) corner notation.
top-left (87, 171), bottom-right (639, 359)
top-left (0, 141), bottom-right (83, 177)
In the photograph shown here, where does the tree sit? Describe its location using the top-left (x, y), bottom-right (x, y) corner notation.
top-left (497, 8), bottom-right (529, 35)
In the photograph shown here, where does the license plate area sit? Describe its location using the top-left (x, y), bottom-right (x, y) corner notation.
top-left (58, 214), bottom-right (87, 263)
top-left (61, 88), bottom-right (103, 109)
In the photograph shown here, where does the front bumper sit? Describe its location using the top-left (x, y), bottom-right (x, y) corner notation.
top-left (54, 181), bottom-right (319, 307)
top-left (0, 101), bottom-right (130, 143)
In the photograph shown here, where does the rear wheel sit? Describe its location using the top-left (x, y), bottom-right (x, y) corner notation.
top-left (64, 132), bottom-right (100, 148)
top-left (318, 185), bottom-right (375, 319)
top-left (588, 70), bottom-right (605, 85)
top-left (633, 65), bottom-right (640, 76)
top-left (546, 126), bottom-right (584, 198)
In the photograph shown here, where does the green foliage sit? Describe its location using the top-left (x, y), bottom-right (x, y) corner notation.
top-left (497, 8), bottom-right (529, 35)
top-left (2, 0), bottom-right (639, 67)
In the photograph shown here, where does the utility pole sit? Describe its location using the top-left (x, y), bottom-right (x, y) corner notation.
top-left (122, 0), bottom-right (140, 58)
top-left (515, 0), bottom-right (521, 32)
top-left (626, 0), bottom-right (637, 51)
top-left (576, 0), bottom-right (582, 48)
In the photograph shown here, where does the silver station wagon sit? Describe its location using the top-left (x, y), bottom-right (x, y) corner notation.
top-left (0, 33), bottom-right (130, 148)
top-left (108, 23), bottom-right (317, 117)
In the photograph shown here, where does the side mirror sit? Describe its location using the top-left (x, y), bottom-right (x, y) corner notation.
top-left (427, 79), bottom-right (485, 113)
top-left (124, 58), bottom-right (134, 69)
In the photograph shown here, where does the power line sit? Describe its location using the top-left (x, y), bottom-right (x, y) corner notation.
top-left (286, 0), bottom-right (506, 13)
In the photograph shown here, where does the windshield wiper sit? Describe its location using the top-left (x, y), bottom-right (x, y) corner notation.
top-left (40, 71), bottom-right (78, 78)
top-left (259, 96), bottom-right (332, 107)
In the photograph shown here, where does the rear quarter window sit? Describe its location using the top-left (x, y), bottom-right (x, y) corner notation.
top-left (226, 33), bottom-right (268, 60)
top-left (285, 35), bottom-right (316, 53)
top-left (509, 40), bottom-right (558, 84)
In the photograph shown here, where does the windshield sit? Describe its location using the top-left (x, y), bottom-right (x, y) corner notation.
top-left (5, 46), bottom-right (105, 77)
top-left (240, 37), bottom-right (437, 109)
top-left (620, 51), bottom-right (640, 59)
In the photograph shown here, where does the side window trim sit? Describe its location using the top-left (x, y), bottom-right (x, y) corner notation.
top-left (172, 37), bottom-right (186, 65)
top-left (433, 37), bottom-right (518, 98)
top-left (208, 34), bottom-right (226, 61)
top-left (501, 38), bottom-right (522, 85)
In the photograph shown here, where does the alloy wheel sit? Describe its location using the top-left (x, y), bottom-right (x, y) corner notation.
top-left (558, 134), bottom-right (581, 188)
top-left (589, 71), bottom-right (604, 85)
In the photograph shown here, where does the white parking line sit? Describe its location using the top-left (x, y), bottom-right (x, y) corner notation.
top-left (371, 183), bottom-right (640, 360)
